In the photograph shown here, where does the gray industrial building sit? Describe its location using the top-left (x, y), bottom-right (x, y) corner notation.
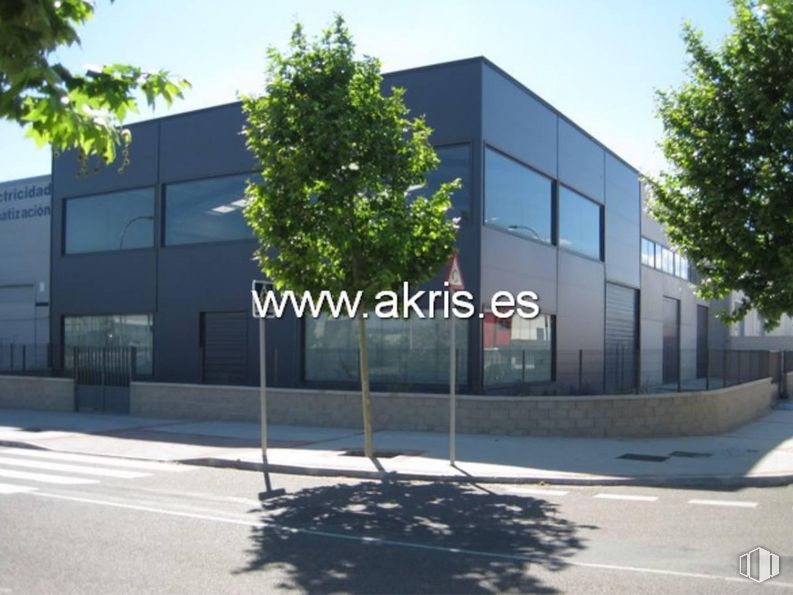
top-left (0, 175), bottom-right (51, 352)
top-left (29, 57), bottom-right (748, 404)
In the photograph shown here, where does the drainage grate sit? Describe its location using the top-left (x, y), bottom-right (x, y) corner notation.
top-left (618, 453), bottom-right (669, 462)
top-left (340, 449), bottom-right (420, 459)
top-left (669, 451), bottom-right (712, 459)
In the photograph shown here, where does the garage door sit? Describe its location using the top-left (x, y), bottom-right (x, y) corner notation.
top-left (200, 311), bottom-right (248, 385)
top-left (605, 283), bottom-right (638, 393)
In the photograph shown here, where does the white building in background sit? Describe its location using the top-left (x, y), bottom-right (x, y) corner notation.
top-left (0, 175), bottom-right (51, 346)
top-left (726, 294), bottom-right (793, 351)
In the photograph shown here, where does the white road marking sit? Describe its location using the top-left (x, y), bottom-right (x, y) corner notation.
top-left (31, 492), bottom-right (793, 589)
top-left (0, 456), bottom-right (148, 479)
top-left (688, 499), bottom-right (757, 508)
top-left (0, 468), bottom-right (97, 485)
top-left (594, 493), bottom-right (658, 502)
top-left (0, 482), bottom-right (38, 495)
top-left (507, 487), bottom-right (569, 497)
top-left (0, 448), bottom-right (187, 472)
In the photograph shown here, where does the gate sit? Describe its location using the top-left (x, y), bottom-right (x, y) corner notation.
top-left (72, 346), bottom-right (136, 413)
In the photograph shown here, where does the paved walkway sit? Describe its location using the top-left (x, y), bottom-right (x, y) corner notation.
top-left (2, 403), bottom-right (793, 487)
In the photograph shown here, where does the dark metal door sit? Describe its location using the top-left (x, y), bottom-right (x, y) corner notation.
top-left (604, 283), bottom-right (639, 393)
top-left (696, 305), bottom-right (709, 379)
top-left (662, 297), bottom-right (680, 385)
top-left (73, 346), bottom-right (135, 413)
top-left (200, 312), bottom-right (248, 385)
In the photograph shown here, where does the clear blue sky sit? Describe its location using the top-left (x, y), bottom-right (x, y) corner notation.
top-left (0, 0), bottom-right (734, 181)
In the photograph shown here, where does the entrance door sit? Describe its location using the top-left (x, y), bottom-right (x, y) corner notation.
top-left (200, 312), bottom-right (248, 385)
top-left (662, 297), bottom-right (680, 385)
top-left (73, 346), bottom-right (135, 413)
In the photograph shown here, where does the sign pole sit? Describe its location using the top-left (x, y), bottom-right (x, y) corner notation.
top-left (444, 253), bottom-right (464, 467)
top-left (252, 279), bottom-right (285, 500)
top-left (259, 315), bottom-right (273, 493)
top-left (449, 287), bottom-right (456, 466)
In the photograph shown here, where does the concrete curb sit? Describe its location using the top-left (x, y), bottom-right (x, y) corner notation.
top-left (178, 456), bottom-right (793, 489)
top-left (5, 437), bottom-right (793, 489)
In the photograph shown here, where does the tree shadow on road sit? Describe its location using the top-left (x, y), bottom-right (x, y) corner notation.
top-left (235, 480), bottom-right (595, 594)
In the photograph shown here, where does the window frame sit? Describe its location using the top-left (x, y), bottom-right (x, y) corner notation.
top-left (481, 312), bottom-right (556, 390)
top-left (482, 144), bottom-right (554, 247)
top-left (61, 312), bottom-right (155, 377)
top-left (161, 171), bottom-right (258, 248)
top-left (557, 184), bottom-right (604, 261)
top-left (62, 186), bottom-right (155, 256)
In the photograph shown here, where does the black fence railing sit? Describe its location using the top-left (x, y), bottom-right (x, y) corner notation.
top-left (1, 342), bottom-right (788, 397)
top-left (0, 343), bottom-right (152, 383)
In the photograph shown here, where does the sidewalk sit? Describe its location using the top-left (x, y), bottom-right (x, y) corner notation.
top-left (2, 403), bottom-right (793, 487)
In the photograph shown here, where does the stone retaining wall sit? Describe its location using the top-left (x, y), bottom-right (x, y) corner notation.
top-left (130, 378), bottom-right (777, 437)
top-left (0, 375), bottom-right (75, 412)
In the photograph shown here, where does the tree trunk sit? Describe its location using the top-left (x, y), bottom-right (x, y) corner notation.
top-left (357, 311), bottom-right (374, 458)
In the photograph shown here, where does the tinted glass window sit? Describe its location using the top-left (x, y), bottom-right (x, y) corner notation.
top-left (661, 247), bottom-right (674, 274)
top-left (559, 187), bottom-right (602, 259)
top-left (484, 148), bottom-right (552, 243)
top-left (305, 313), bottom-right (468, 386)
top-left (483, 313), bottom-right (553, 386)
top-left (65, 188), bottom-right (154, 254)
top-left (64, 314), bottom-right (153, 375)
top-left (164, 174), bottom-right (253, 245)
top-left (641, 237), bottom-right (654, 266)
top-left (418, 145), bottom-right (471, 215)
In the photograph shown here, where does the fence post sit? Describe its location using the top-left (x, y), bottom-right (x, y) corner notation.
top-left (21, 345), bottom-right (26, 372)
top-left (705, 349), bottom-right (711, 391)
top-left (100, 347), bottom-right (107, 411)
top-left (737, 351), bottom-right (742, 385)
top-left (723, 350), bottom-right (728, 388)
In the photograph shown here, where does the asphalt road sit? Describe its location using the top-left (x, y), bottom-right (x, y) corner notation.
top-left (0, 445), bottom-right (791, 594)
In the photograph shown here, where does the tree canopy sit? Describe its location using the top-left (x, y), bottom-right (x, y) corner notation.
top-left (242, 16), bottom-right (460, 456)
top-left (0, 0), bottom-right (190, 165)
top-left (649, 0), bottom-right (793, 329)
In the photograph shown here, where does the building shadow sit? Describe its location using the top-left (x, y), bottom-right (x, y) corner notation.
top-left (235, 480), bottom-right (594, 593)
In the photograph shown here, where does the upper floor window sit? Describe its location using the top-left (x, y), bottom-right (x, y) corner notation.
top-left (641, 235), bottom-right (694, 281)
top-left (558, 186), bottom-right (602, 260)
top-left (164, 173), bottom-right (254, 246)
top-left (65, 188), bottom-right (154, 254)
top-left (641, 237), bottom-right (655, 266)
top-left (410, 145), bottom-right (471, 216)
top-left (484, 148), bottom-right (552, 243)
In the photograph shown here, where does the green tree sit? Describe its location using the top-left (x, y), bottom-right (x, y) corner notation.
top-left (0, 0), bottom-right (190, 166)
top-left (649, 0), bottom-right (793, 328)
top-left (242, 16), bottom-right (459, 458)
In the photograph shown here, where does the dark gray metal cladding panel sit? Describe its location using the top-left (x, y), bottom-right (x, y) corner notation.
top-left (156, 240), bottom-right (259, 383)
top-left (605, 153), bottom-right (641, 288)
top-left (480, 226), bottom-right (558, 315)
top-left (52, 121), bottom-right (160, 197)
top-left (481, 63), bottom-right (558, 178)
top-left (159, 103), bottom-right (256, 183)
top-left (53, 251), bottom-right (157, 315)
top-left (556, 251), bottom-right (605, 352)
top-left (558, 119), bottom-right (605, 203)
top-left (384, 59), bottom-right (482, 146)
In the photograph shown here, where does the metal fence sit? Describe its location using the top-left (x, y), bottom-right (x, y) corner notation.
top-left (0, 342), bottom-right (788, 397)
top-left (0, 343), bottom-right (152, 382)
